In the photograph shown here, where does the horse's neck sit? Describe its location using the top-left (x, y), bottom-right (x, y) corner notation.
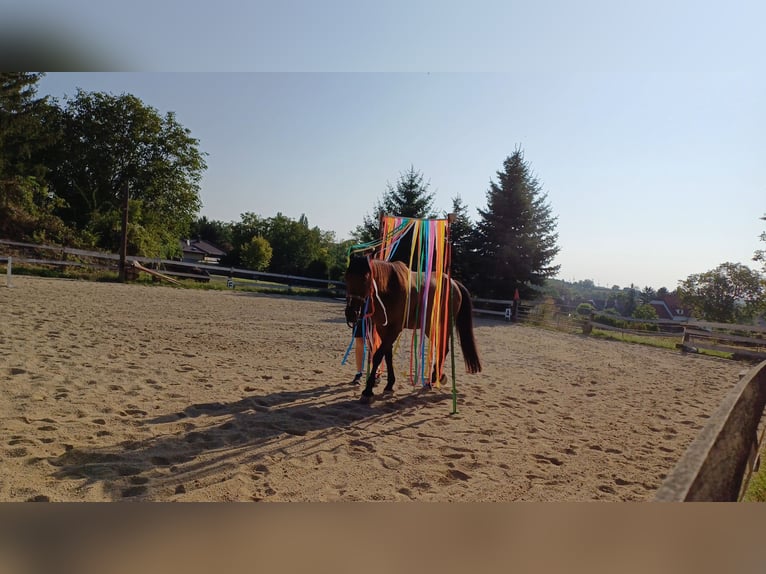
top-left (371, 261), bottom-right (448, 299)
top-left (406, 269), bottom-right (448, 289)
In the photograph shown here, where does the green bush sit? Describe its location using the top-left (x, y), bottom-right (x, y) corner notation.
top-left (576, 302), bottom-right (595, 316)
top-left (592, 313), bottom-right (627, 329)
top-left (633, 304), bottom-right (659, 321)
top-left (592, 312), bottom-right (659, 332)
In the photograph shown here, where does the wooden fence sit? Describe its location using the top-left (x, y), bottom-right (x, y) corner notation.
top-left (677, 322), bottom-right (766, 362)
top-left (579, 313), bottom-right (766, 362)
top-left (655, 360), bottom-right (766, 501)
top-left (0, 239), bottom-right (345, 292)
top-left (472, 297), bottom-right (529, 321)
top-left (1, 239), bottom-right (533, 317)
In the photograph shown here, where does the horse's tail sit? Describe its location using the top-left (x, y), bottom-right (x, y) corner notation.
top-left (454, 280), bottom-right (481, 374)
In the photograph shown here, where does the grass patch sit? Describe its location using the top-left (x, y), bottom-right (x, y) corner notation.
top-left (589, 328), bottom-right (734, 359)
top-left (742, 466), bottom-right (766, 501)
top-left (590, 328), bottom-right (679, 350)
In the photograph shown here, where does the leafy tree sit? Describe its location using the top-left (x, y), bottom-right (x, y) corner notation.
top-left (46, 89), bottom-right (206, 256)
top-left (353, 165), bottom-right (437, 244)
top-left (304, 258), bottom-right (329, 279)
top-left (632, 304), bottom-right (659, 320)
top-left (226, 211), bottom-right (341, 277)
top-left (0, 175), bottom-right (72, 244)
top-left (189, 216), bottom-right (233, 252)
top-left (262, 212), bottom-right (324, 275)
top-left (677, 262), bottom-right (765, 323)
top-left (328, 238), bottom-right (354, 280)
top-left (309, 229), bottom-right (342, 280)
top-left (754, 213), bottom-right (766, 273)
top-left (470, 148), bottom-right (560, 299)
top-left (540, 278), bottom-right (574, 305)
top-left (657, 287), bottom-right (669, 298)
top-left (225, 212), bottom-right (267, 265)
top-left (240, 236), bottom-right (272, 271)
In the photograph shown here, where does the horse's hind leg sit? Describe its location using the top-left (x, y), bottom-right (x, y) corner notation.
top-left (430, 337), bottom-right (450, 386)
top-left (382, 347), bottom-right (396, 394)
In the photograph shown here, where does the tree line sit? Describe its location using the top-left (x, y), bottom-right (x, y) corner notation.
top-left (3, 72), bottom-right (764, 322)
top-left (189, 152), bottom-right (562, 299)
top-left (1, 73), bottom-right (205, 258)
top-left (0, 72), bottom-right (562, 299)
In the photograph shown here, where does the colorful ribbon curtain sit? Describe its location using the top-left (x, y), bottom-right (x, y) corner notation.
top-left (348, 215), bottom-right (453, 388)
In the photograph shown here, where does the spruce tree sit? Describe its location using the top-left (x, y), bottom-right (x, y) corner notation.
top-left (0, 72), bottom-right (69, 241)
top-left (472, 148), bottom-right (560, 299)
top-left (0, 72), bottom-right (50, 180)
top-left (353, 165), bottom-right (437, 243)
top-left (446, 194), bottom-right (473, 282)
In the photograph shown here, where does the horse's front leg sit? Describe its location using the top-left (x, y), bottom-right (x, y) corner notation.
top-left (360, 344), bottom-right (388, 404)
top-left (382, 347), bottom-right (395, 394)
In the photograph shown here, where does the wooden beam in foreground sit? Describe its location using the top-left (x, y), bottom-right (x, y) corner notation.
top-left (131, 261), bottom-right (181, 285)
top-left (655, 360), bottom-right (766, 501)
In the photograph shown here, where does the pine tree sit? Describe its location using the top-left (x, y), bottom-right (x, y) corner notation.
top-left (472, 148), bottom-right (560, 299)
top-left (446, 194), bottom-right (473, 282)
top-left (353, 165), bottom-right (437, 243)
top-left (0, 73), bottom-right (51, 180)
top-left (0, 72), bottom-right (70, 242)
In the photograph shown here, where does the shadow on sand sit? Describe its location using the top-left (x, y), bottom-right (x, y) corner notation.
top-left (47, 381), bottom-right (451, 500)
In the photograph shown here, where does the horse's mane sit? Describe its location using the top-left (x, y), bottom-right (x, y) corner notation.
top-left (370, 259), bottom-right (410, 294)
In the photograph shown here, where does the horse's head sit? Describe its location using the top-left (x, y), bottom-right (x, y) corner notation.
top-left (344, 255), bottom-right (373, 327)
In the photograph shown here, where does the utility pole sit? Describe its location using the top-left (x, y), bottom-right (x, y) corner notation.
top-left (118, 181), bottom-right (129, 282)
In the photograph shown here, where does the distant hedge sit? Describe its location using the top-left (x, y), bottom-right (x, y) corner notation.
top-left (592, 313), bottom-right (659, 332)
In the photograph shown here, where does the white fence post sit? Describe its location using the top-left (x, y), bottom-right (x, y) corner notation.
top-left (6, 256), bottom-right (12, 288)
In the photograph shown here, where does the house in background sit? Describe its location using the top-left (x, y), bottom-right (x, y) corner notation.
top-left (179, 239), bottom-right (227, 265)
top-left (649, 294), bottom-right (691, 321)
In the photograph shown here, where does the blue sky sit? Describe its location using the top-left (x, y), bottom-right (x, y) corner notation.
top-left (26, 1), bottom-right (766, 290)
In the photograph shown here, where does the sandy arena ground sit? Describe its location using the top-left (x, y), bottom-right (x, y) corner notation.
top-left (0, 276), bottom-right (747, 501)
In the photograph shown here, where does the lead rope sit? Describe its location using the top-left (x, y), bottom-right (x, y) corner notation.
top-left (371, 278), bottom-right (388, 326)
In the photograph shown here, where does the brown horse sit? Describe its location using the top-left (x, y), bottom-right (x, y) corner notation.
top-left (344, 256), bottom-right (481, 404)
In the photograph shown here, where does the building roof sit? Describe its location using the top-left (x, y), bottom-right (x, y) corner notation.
top-left (180, 239), bottom-right (227, 257)
top-left (650, 295), bottom-right (692, 320)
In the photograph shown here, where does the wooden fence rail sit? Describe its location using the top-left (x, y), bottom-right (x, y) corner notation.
top-left (655, 360), bottom-right (766, 501)
top-left (2, 239), bottom-right (537, 318)
top-left (677, 324), bottom-right (766, 362)
top-left (0, 239), bottom-right (345, 289)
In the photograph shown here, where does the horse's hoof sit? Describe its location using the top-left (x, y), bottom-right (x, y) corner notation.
top-left (359, 394), bottom-right (375, 405)
top-left (381, 387), bottom-right (394, 396)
